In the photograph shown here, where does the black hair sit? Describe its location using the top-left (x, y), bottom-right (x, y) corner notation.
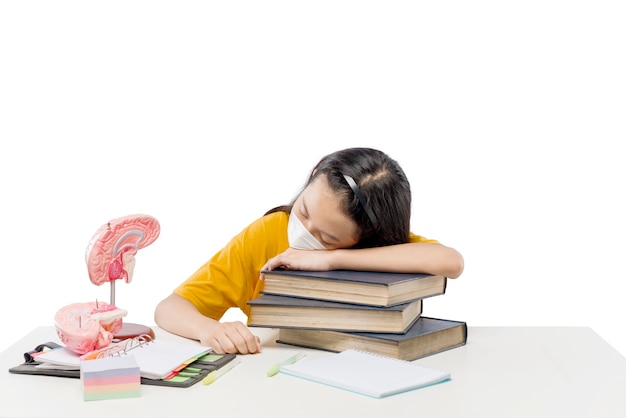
top-left (265, 147), bottom-right (412, 248)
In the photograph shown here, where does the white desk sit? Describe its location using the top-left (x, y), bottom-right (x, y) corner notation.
top-left (2, 326), bottom-right (625, 418)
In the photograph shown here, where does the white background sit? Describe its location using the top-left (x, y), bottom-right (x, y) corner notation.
top-left (1, 1), bottom-right (624, 356)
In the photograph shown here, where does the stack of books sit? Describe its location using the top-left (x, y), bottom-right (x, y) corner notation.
top-left (248, 269), bottom-right (467, 361)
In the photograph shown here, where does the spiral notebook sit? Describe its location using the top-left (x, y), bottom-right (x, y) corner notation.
top-left (30, 335), bottom-right (212, 380)
top-left (280, 349), bottom-right (450, 398)
top-left (10, 340), bottom-right (236, 388)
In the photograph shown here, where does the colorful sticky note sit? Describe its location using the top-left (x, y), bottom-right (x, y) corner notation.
top-left (80, 355), bottom-right (141, 401)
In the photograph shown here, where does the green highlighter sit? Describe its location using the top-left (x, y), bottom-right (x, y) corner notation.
top-left (266, 352), bottom-right (306, 377)
top-left (202, 359), bottom-right (241, 385)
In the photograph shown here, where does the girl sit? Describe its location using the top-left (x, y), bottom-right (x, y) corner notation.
top-left (154, 148), bottom-right (464, 354)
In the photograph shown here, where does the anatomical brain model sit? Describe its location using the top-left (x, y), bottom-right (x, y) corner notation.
top-left (54, 214), bottom-right (160, 354)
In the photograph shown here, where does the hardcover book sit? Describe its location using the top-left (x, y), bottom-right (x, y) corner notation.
top-left (248, 294), bottom-right (422, 333)
top-left (276, 316), bottom-right (467, 361)
top-left (261, 269), bottom-right (446, 307)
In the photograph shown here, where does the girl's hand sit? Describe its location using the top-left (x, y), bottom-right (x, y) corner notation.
top-left (261, 248), bottom-right (335, 276)
top-left (199, 321), bottom-right (261, 354)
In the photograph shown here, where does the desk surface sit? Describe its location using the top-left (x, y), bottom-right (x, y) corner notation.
top-left (2, 326), bottom-right (625, 418)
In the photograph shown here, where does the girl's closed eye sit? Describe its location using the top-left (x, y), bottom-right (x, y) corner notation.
top-left (320, 238), bottom-right (332, 247)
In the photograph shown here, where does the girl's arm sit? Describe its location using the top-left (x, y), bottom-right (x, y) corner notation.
top-left (331, 243), bottom-right (464, 278)
top-left (262, 243), bottom-right (464, 279)
top-left (154, 293), bottom-right (260, 354)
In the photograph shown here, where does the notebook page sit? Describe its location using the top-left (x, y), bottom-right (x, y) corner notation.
top-left (280, 349), bottom-right (450, 398)
top-left (32, 347), bottom-right (80, 368)
top-left (121, 339), bottom-right (211, 379)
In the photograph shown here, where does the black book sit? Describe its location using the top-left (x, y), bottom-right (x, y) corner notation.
top-left (248, 294), bottom-right (422, 333)
top-left (261, 269), bottom-right (446, 307)
top-left (276, 316), bottom-right (467, 361)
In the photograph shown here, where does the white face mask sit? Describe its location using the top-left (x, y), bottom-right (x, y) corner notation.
top-left (288, 210), bottom-right (326, 250)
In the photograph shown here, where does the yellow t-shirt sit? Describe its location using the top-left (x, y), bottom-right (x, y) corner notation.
top-left (174, 211), bottom-right (438, 321)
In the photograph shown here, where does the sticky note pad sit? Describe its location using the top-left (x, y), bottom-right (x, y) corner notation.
top-left (80, 355), bottom-right (141, 401)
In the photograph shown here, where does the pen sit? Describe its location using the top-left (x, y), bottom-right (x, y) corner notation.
top-left (202, 358), bottom-right (241, 385)
top-left (266, 352), bottom-right (306, 377)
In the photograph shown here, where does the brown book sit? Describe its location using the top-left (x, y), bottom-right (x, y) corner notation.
top-left (247, 294), bottom-right (422, 333)
top-left (276, 317), bottom-right (467, 361)
top-left (261, 269), bottom-right (446, 307)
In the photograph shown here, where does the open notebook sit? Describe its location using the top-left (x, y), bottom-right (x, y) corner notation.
top-left (280, 349), bottom-right (450, 398)
top-left (31, 336), bottom-right (212, 380)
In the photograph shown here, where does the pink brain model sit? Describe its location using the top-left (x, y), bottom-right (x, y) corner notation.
top-left (55, 214), bottom-right (160, 354)
top-left (54, 301), bottom-right (127, 354)
top-left (85, 214), bottom-right (160, 286)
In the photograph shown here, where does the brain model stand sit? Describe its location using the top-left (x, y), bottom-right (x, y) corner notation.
top-left (54, 214), bottom-right (160, 355)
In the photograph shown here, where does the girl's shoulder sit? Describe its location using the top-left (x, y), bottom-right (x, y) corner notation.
top-left (257, 210), bottom-right (288, 227)
top-left (237, 211), bottom-right (289, 254)
top-left (240, 210), bottom-right (289, 237)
